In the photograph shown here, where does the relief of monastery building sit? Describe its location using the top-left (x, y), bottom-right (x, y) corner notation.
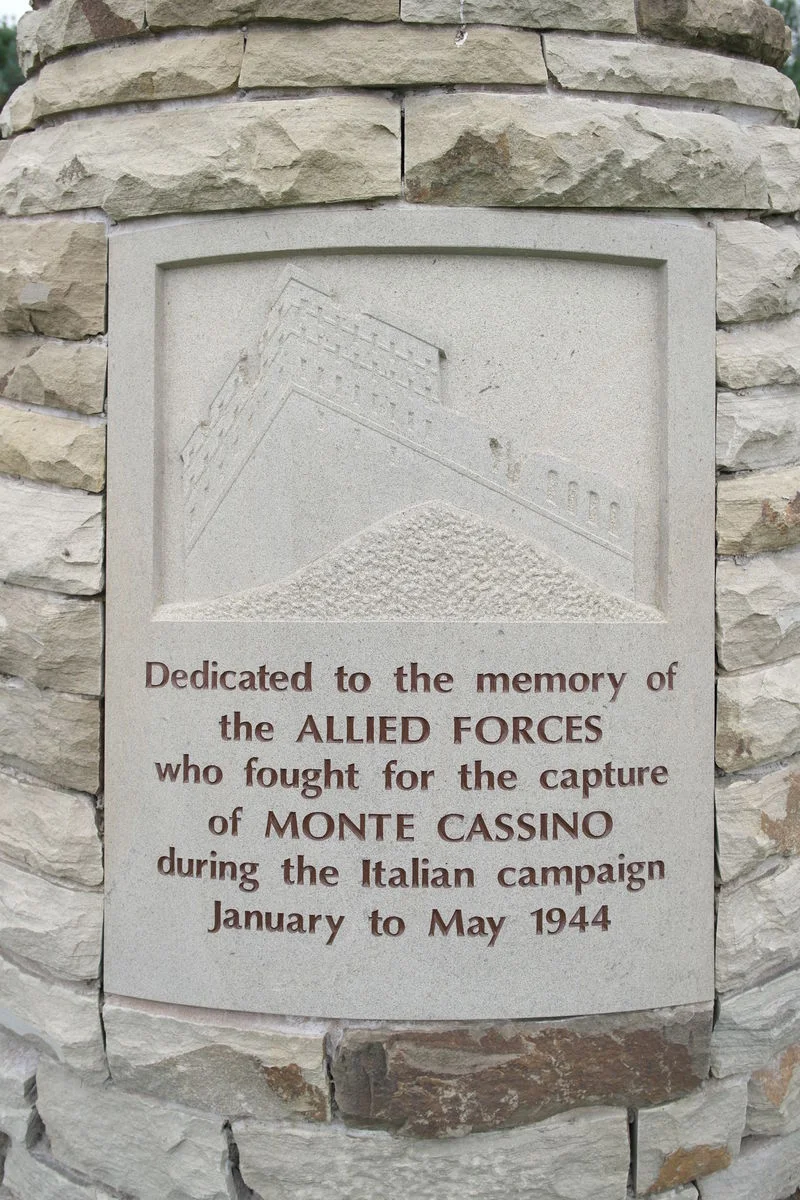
top-left (175, 272), bottom-right (643, 622)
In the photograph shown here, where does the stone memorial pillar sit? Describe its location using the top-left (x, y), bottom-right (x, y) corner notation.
top-left (1, 1), bottom-right (800, 1197)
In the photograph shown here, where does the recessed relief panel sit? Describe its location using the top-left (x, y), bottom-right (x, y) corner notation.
top-left (105, 210), bottom-right (715, 1020)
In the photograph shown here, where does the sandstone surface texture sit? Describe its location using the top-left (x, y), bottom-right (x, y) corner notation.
top-left (104, 997), bottom-right (330, 1121)
top-left (0, 336), bottom-right (106, 415)
top-left (0, 220), bottom-right (106, 339)
top-left (717, 388), bottom-right (800, 473)
top-left (234, 1107), bottom-right (631, 1200)
top-left (331, 1007), bottom-right (712, 1135)
top-left (0, 99), bottom-right (400, 220)
top-left (634, 1077), bottom-right (748, 1194)
top-left (240, 23), bottom-right (547, 88)
top-left (716, 758), bottom-right (800, 882)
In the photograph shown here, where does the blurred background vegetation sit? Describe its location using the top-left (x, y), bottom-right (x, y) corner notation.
top-left (771, 0), bottom-right (800, 88)
top-left (0, 19), bottom-right (23, 108)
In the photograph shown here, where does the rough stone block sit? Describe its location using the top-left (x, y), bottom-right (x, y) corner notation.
top-left (717, 467), bottom-right (800, 556)
top-left (0, 220), bottom-right (106, 340)
top-left (104, 996), bottom-right (329, 1121)
top-left (0, 98), bottom-right (400, 221)
top-left (713, 967), bottom-right (800, 1077)
top-left (0, 769), bottom-right (102, 887)
top-left (18, 0), bottom-right (145, 68)
top-left (0, 477), bottom-right (103, 596)
top-left (331, 1005), bottom-right (712, 1136)
top-left (697, 1129), bottom-right (800, 1200)
top-left (717, 221), bottom-right (800, 325)
top-left (634, 1077), bottom-right (749, 1194)
top-left (637, 0), bottom-right (791, 69)
top-left (0, 954), bottom-right (104, 1075)
top-left (716, 758), bottom-right (800, 883)
top-left (0, 336), bottom-right (106, 415)
top-left (717, 659), bottom-right (800, 771)
top-left (0, 404), bottom-right (105, 492)
top-left (15, 9), bottom-right (43, 75)
top-left (716, 859), bottom-right (800, 994)
top-left (545, 37), bottom-right (799, 122)
top-left (716, 548), bottom-right (800, 671)
top-left (36, 1058), bottom-right (230, 1200)
top-left (747, 1043), bottom-right (800, 1135)
top-left (717, 388), bottom-right (800, 473)
top-left (234, 1107), bottom-right (631, 1200)
top-left (0, 858), bottom-right (101, 983)
top-left (0, 676), bottom-right (100, 794)
top-left (0, 583), bottom-right (103, 695)
top-left (2, 31), bottom-right (245, 135)
top-left (240, 22), bottom-right (547, 88)
top-left (0, 1027), bottom-right (38, 1143)
top-left (400, 0), bottom-right (636, 31)
top-left (404, 94), bottom-right (767, 209)
top-left (2, 1144), bottom-right (118, 1200)
top-left (147, 0), bottom-right (398, 26)
top-left (717, 317), bottom-right (800, 391)
top-left (757, 126), bottom-right (800, 213)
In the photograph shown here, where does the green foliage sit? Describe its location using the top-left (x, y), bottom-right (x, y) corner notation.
top-left (0, 20), bottom-right (23, 109)
top-left (770, 0), bottom-right (800, 88)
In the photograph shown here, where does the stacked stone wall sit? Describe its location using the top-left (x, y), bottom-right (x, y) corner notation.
top-left (0, 0), bottom-right (799, 1197)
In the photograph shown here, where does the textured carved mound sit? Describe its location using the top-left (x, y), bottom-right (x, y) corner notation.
top-left (169, 502), bottom-right (652, 622)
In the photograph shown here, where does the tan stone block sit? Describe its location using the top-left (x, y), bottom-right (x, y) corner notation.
top-left (331, 1005), bottom-right (712, 1135)
top-left (717, 467), bottom-right (800, 556)
top-left (0, 404), bottom-right (104, 492)
top-left (0, 98), bottom-right (400, 220)
top-left (716, 759), bottom-right (800, 883)
top-left (717, 659), bottom-right (800, 771)
top-left (757, 125), bottom-right (800, 213)
top-left (20, 0), bottom-right (145, 67)
top-left (716, 859), bottom-right (800, 993)
top-left (545, 37), bottom-right (799, 123)
top-left (146, 0), bottom-right (398, 28)
top-left (15, 8), bottom-right (44, 75)
top-left (717, 549), bottom-right (800, 671)
top-left (0, 1027), bottom-right (38, 1144)
top-left (0, 336), bottom-right (106, 415)
top-left (0, 857), bottom-right (101, 983)
top-left (717, 317), bottom-right (800, 391)
top-left (748, 1043), bottom-right (800, 1135)
top-left (240, 22), bottom-right (547, 88)
top-left (404, 94), bottom-right (767, 209)
top-left (400, 0), bottom-right (636, 32)
top-left (36, 1058), bottom-right (230, 1200)
top-left (634, 1077), bottom-right (748, 1195)
top-left (0, 769), bottom-right (102, 887)
top-left (3, 31), bottom-right (244, 135)
top-left (717, 388), bottom-right (800, 472)
top-left (0, 676), bottom-right (100, 793)
top-left (0, 581), bottom-right (103, 694)
top-left (0, 953), bottom-right (105, 1075)
top-left (637, 0), bottom-right (791, 69)
top-left (697, 1129), bottom-right (800, 1200)
top-left (104, 996), bottom-right (329, 1120)
top-left (234, 1108), bottom-right (631, 1199)
top-left (0, 220), bottom-right (106, 340)
top-left (717, 222), bottom-right (800, 325)
top-left (2, 1145), bottom-right (118, 1200)
top-left (0, 477), bottom-right (103, 596)
top-left (712, 967), bottom-right (800, 1077)
top-left (1, 79), bottom-right (37, 136)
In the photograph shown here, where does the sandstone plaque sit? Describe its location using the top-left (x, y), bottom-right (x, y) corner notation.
top-left (105, 209), bottom-right (715, 1020)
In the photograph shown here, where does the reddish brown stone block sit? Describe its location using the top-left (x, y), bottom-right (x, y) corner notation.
top-left (331, 1004), bottom-right (713, 1137)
